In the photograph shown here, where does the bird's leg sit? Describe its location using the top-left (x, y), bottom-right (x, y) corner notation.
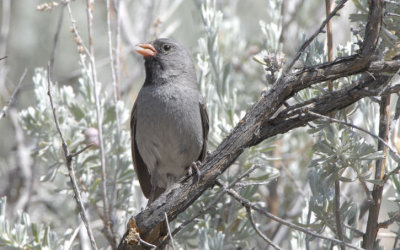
top-left (189, 161), bottom-right (202, 186)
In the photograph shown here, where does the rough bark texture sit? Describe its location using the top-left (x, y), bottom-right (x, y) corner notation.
top-left (118, 1), bottom-right (389, 248)
top-left (362, 93), bottom-right (391, 249)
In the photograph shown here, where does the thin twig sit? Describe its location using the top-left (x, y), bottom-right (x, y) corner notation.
top-left (359, 178), bottom-right (373, 202)
top-left (0, 69), bottom-right (27, 119)
top-left (49, 3), bottom-right (66, 77)
top-left (164, 212), bottom-right (176, 250)
top-left (0, 56), bottom-right (6, 60)
top-left (283, 0), bottom-right (348, 75)
top-left (334, 179), bottom-right (345, 250)
top-left (378, 210), bottom-right (400, 229)
top-left (246, 207), bottom-right (282, 250)
top-left (307, 111), bottom-right (400, 164)
top-left (327, 2), bottom-right (344, 241)
top-left (280, 163), bottom-right (307, 197)
top-left (113, 0), bottom-right (121, 98)
top-left (386, 12), bottom-right (400, 18)
top-left (66, 3), bottom-right (116, 245)
top-left (235, 181), bottom-right (276, 188)
top-left (85, 0), bottom-right (115, 246)
top-left (383, 164), bottom-right (400, 183)
top-left (158, 165), bottom-right (261, 248)
top-left (66, 4), bottom-right (90, 57)
top-left (106, 0), bottom-right (122, 223)
top-left (168, 191), bottom-right (222, 236)
top-left (106, 0), bottom-right (121, 101)
top-left (384, 0), bottom-right (400, 6)
top-left (305, 206), bottom-right (312, 250)
top-left (0, 0), bottom-right (10, 57)
top-left (279, 0), bottom-right (305, 44)
top-left (9, 108), bottom-right (33, 212)
top-left (138, 235), bottom-right (157, 249)
top-left (343, 223), bottom-right (364, 237)
top-left (325, 0), bottom-right (334, 94)
top-left (70, 144), bottom-right (95, 158)
top-left (218, 183), bottom-right (363, 250)
top-left (47, 64), bottom-right (98, 250)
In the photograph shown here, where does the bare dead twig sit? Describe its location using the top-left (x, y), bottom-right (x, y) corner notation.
top-left (9, 108), bottom-right (33, 212)
top-left (246, 206), bottom-right (282, 250)
top-left (0, 69), bottom-right (27, 119)
top-left (0, 0), bottom-right (10, 57)
top-left (164, 212), bottom-right (176, 250)
top-left (384, 0), bottom-right (400, 6)
top-left (85, 0), bottom-right (115, 246)
top-left (334, 180), bottom-right (344, 250)
top-left (0, 0), bottom-right (10, 101)
top-left (106, 0), bottom-right (121, 101)
top-left (106, 0), bottom-right (123, 226)
top-left (47, 64), bottom-right (98, 250)
top-left (113, 0), bottom-right (121, 96)
top-left (283, 0), bottom-right (348, 76)
top-left (49, 3), bottom-right (66, 77)
top-left (217, 183), bottom-right (363, 250)
top-left (307, 111), bottom-right (400, 163)
top-left (279, 0), bottom-right (305, 44)
top-left (157, 164), bottom-right (261, 248)
top-left (70, 144), bottom-right (95, 158)
top-left (378, 209), bottom-right (400, 229)
top-left (280, 163), bottom-right (307, 198)
top-left (138, 236), bottom-right (156, 249)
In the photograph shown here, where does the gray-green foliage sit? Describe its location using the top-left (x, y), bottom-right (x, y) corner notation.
top-left (0, 197), bottom-right (69, 249)
top-left (16, 66), bottom-right (137, 243)
top-left (3, 0), bottom-right (400, 249)
top-left (290, 0), bottom-right (400, 249)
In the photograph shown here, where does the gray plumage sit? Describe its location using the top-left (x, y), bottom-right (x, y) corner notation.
top-left (131, 38), bottom-right (209, 202)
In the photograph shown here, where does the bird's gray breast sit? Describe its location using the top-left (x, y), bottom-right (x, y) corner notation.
top-left (135, 83), bottom-right (203, 188)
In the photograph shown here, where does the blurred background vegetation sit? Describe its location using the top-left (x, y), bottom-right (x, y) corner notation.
top-left (1, 0), bottom-right (400, 249)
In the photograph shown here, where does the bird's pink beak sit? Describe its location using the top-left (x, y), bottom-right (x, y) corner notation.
top-left (136, 43), bottom-right (157, 57)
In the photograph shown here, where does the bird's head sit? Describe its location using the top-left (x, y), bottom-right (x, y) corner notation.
top-left (136, 38), bottom-right (196, 85)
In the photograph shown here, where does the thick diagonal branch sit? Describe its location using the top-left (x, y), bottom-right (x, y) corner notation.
top-left (118, 1), bottom-right (384, 248)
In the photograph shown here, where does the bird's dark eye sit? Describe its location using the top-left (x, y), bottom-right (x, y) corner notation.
top-left (163, 44), bottom-right (172, 51)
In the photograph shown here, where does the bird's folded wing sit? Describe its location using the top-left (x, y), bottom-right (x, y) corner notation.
top-left (130, 102), bottom-right (152, 198)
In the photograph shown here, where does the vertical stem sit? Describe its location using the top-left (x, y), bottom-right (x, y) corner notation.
top-left (0, 0), bottom-right (10, 57)
top-left (325, 0), bottom-right (333, 93)
top-left (334, 179), bottom-right (344, 250)
top-left (325, 1), bottom-right (344, 248)
top-left (106, 0), bottom-right (122, 227)
top-left (49, 4), bottom-right (65, 77)
top-left (363, 95), bottom-right (390, 249)
top-left (0, 0), bottom-right (10, 92)
top-left (47, 69), bottom-right (98, 250)
top-left (85, 0), bottom-right (115, 246)
top-left (305, 206), bottom-right (312, 250)
top-left (114, 0), bottom-right (121, 100)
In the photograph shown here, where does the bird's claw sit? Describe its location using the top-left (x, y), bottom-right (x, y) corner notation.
top-left (189, 161), bottom-right (202, 186)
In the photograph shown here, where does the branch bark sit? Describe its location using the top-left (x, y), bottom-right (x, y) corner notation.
top-left (362, 92), bottom-right (391, 249)
top-left (118, 1), bottom-right (385, 248)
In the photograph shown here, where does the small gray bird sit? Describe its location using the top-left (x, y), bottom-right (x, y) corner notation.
top-left (131, 38), bottom-right (209, 205)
